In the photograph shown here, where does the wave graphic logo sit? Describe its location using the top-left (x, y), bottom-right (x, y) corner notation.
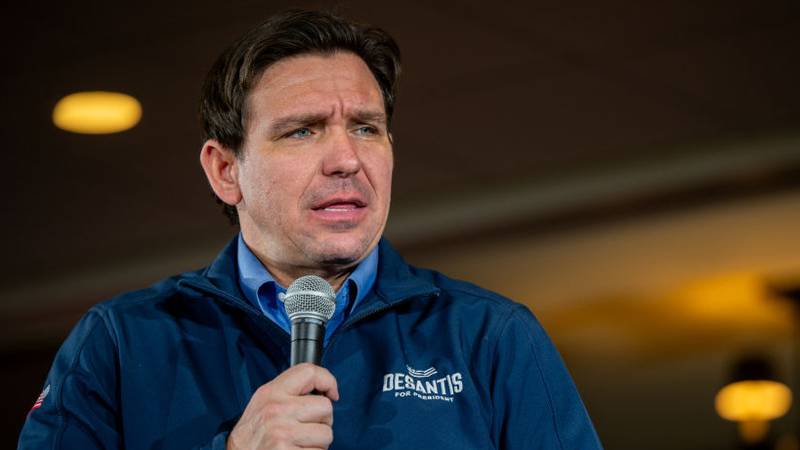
top-left (406, 365), bottom-right (438, 378)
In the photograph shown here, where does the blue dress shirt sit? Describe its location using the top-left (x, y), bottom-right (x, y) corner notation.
top-left (236, 233), bottom-right (378, 345)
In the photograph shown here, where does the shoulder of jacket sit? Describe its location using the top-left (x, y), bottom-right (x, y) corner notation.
top-left (91, 268), bottom-right (206, 316)
top-left (406, 264), bottom-right (523, 316)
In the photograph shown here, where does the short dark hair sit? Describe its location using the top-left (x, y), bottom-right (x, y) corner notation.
top-left (199, 9), bottom-right (402, 225)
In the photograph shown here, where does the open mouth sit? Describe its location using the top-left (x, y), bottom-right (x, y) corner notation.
top-left (311, 198), bottom-right (367, 212)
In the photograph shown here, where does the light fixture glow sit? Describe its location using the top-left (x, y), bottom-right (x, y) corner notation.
top-left (53, 91), bottom-right (142, 134)
top-left (738, 420), bottom-right (770, 444)
top-left (715, 380), bottom-right (792, 422)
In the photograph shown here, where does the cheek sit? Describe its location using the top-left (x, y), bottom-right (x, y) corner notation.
top-left (367, 151), bottom-right (394, 197)
top-left (241, 164), bottom-right (283, 211)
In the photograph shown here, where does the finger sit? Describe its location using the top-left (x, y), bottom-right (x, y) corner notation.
top-left (274, 363), bottom-right (340, 400)
top-left (292, 422), bottom-right (334, 448)
top-left (293, 395), bottom-right (334, 426)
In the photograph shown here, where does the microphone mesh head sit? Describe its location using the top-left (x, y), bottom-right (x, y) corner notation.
top-left (283, 275), bottom-right (336, 323)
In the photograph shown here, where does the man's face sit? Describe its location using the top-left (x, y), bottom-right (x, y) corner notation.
top-left (235, 52), bottom-right (393, 279)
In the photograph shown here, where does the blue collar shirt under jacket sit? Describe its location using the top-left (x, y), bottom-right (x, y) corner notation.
top-left (18, 238), bottom-right (603, 449)
top-left (236, 232), bottom-right (378, 345)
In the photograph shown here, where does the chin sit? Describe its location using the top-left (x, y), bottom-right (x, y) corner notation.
top-left (320, 256), bottom-right (359, 266)
top-left (312, 236), bottom-right (373, 267)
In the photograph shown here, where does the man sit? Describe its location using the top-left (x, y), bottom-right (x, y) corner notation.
top-left (19, 10), bottom-right (602, 450)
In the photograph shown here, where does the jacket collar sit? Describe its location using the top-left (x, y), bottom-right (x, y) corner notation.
top-left (372, 239), bottom-right (440, 305)
top-left (196, 236), bottom-right (439, 310)
top-left (202, 237), bottom-right (247, 300)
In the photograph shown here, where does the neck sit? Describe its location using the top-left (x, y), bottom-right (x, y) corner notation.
top-left (267, 265), bottom-right (353, 292)
top-left (238, 228), bottom-right (362, 292)
top-left (247, 244), bottom-right (357, 291)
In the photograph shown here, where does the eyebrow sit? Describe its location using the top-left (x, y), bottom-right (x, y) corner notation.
top-left (268, 112), bottom-right (329, 136)
top-left (267, 109), bottom-right (387, 136)
top-left (351, 110), bottom-right (387, 125)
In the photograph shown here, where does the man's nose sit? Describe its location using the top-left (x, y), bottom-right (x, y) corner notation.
top-left (321, 128), bottom-right (361, 177)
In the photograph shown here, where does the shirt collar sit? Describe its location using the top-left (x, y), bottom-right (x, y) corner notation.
top-left (237, 233), bottom-right (278, 311)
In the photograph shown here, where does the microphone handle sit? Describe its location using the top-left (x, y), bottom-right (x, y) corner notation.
top-left (290, 318), bottom-right (326, 366)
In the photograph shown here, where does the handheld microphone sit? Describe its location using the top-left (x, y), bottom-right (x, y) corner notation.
top-left (283, 275), bottom-right (336, 366)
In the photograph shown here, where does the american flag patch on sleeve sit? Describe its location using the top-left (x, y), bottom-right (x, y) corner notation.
top-left (29, 384), bottom-right (50, 412)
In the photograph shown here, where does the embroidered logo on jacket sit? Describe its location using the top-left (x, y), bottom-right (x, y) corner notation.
top-left (382, 365), bottom-right (463, 402)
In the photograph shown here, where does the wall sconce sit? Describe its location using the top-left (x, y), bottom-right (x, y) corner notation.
top-left (53, 91), bottom-right (142, 134)
top-left (715, 355), bottom-right (792, 445)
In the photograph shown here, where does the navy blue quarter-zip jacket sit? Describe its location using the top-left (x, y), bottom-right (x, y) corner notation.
top-left (18, 238), bottom-right (602, 449)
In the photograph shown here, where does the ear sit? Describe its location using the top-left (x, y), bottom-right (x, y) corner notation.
top-left (199, 140), bottom-right (242, 206)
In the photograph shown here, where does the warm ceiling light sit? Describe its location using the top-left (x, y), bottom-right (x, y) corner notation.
top-left (715, 380), bottom-right (792, 422)
top-left (53, 91), bottom-right (142, 134)
top-left (715, 355), bottom-right (793, 444)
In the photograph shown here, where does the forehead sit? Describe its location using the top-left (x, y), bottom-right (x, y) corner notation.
top-left (248, 52), bottom-right (384, 120)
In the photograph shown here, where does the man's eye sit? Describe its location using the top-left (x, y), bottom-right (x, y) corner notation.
top-left (287, 127), bottom-right (312, 138)
top-left (355, 125), bottom-right (378, 135)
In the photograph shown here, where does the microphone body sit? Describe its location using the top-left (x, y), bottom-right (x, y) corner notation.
top-left (283, 275), bottom-right (336, 366)
top-left (290, 318), bottom-right (325, 366)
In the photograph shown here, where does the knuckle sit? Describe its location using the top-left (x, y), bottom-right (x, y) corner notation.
top-left (289, 426), bottom-right (306, 444)
top-left (319, 396), bottom-right (333, 413)
top-left (255, 382), bottom-right (274, 399)
top-left (263, 401), bottom-right (285, 419)
top-left (322, 426), bottom-right (334, 444)
top-left (298, 363), bottom-right (318, 377)
top-left (270, 423), bottom-right (292, 444)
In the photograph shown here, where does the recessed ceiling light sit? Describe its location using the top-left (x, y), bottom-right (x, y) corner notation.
top-left (53, 91), bottom-right (142, 134)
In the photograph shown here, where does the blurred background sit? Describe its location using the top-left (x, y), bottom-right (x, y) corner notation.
top-left (2, 0), bottom-right (800, 448)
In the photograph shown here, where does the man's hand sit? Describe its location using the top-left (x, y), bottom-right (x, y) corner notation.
top-left (227, 363), bottom-right (339, 450)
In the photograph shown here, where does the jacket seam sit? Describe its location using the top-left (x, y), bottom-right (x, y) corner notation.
top-left (487, 303), bottom-right (519, 445)
top-left (443, 285), bottom-right (510, 307)
top-left (53, 307), bottom-right (115, 450)
top-left (508, 304), bottom-right (566, 450)
top-left (51, 310), bottom-right (90, 449)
